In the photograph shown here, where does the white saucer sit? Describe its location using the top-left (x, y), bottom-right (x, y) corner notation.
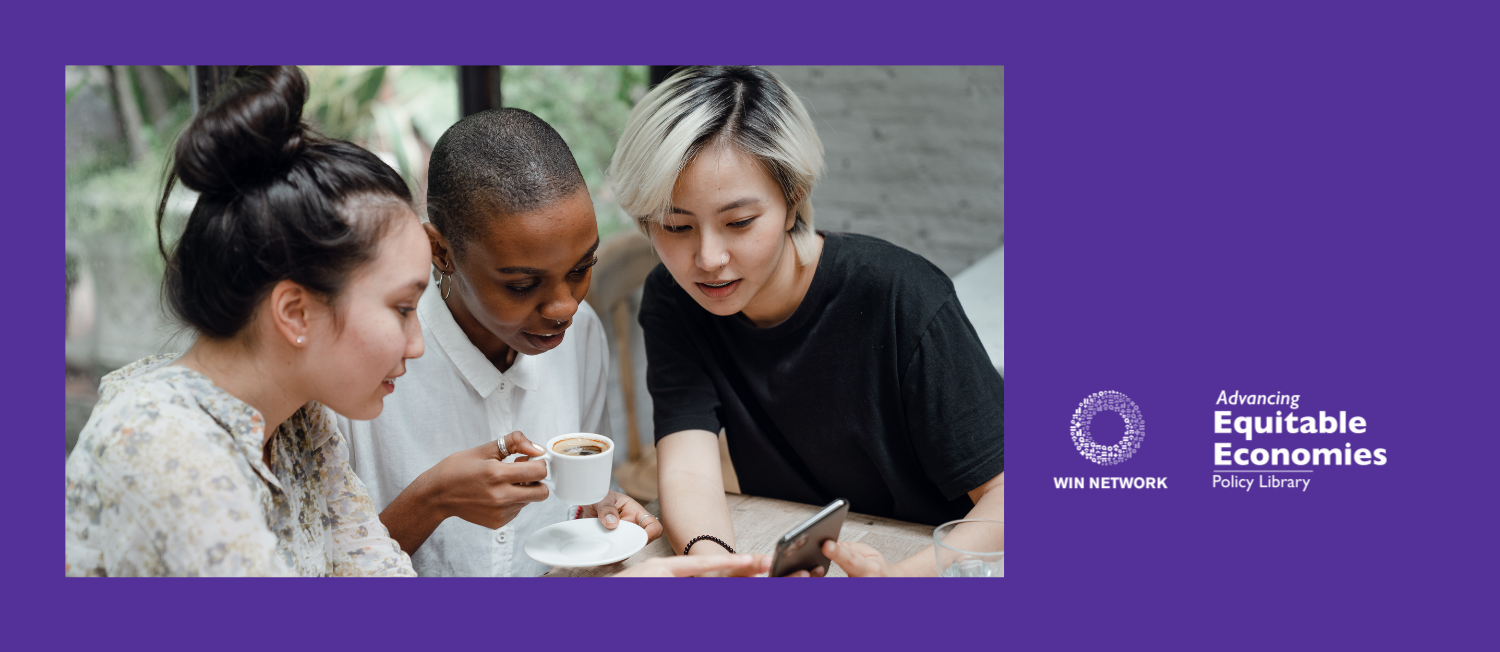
top-left (524, 518), bottom-right (648, 568)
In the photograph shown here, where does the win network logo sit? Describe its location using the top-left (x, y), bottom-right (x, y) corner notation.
top-left (1057, 390), bottom-right (1164, 489)
top-left (1070, 390), bottom-right (1147, 466)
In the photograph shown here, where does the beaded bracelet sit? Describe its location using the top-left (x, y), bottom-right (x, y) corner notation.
top-left (683, 534), bottom-right (736, 556)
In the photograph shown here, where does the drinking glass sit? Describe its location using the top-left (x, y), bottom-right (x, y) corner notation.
top-left (933, 519), bottom-right (1004, 577)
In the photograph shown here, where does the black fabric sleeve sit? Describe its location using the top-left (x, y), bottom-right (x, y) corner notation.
top-left (901, 294), bottom-right (1006, 501)
top-left (638, 273), bottom-right (723, 441)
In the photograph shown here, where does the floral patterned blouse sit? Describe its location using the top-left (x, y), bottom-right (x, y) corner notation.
top-left (65, 355), bottom-right (416, 577)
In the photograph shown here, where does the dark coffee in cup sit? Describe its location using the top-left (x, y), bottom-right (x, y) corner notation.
top-left (553, 437), bottom-right (609, 456)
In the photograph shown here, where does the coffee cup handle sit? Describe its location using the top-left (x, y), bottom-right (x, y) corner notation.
top-left (537, 450), bottom-right (555, 494)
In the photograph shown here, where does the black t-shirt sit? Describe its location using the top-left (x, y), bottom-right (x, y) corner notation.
top-left (639, 232), bottom-right (1004, 526)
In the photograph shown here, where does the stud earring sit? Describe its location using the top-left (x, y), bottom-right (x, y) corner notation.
top-left (296, 336), bottom-right (305, 345)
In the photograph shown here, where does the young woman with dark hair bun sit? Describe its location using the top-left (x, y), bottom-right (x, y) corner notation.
top-left (64, 66), bottom-right (431, 576)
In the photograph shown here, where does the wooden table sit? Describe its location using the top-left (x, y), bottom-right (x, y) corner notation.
top-left (545, 493), bottom-right (934, 577)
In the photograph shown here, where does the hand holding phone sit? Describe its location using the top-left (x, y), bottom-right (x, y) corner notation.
top-left (768, 498), bottom-right (849, 577)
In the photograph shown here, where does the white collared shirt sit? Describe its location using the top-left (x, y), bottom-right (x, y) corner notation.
top-left (339, 283), bottom-right (610, 577)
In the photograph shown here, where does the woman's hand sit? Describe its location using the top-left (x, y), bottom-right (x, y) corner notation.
top-left (579, 491), bottom-right (665, 543)
top-left (821, 540), bottom-right (903, 577)
top-left (417, 431), bottom-right (550, 529)
top-left (613, 554), bottom-right (771, 577)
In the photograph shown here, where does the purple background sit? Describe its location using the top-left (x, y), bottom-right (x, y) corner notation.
top-left (19, 1), bottom-right (1496, 649)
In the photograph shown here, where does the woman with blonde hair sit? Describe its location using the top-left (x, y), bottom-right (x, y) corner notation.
top-left (611, 66), bottom-right (1005, 576)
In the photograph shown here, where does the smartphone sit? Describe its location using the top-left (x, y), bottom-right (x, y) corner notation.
top-left (769, 498), bottom-right (850, 577)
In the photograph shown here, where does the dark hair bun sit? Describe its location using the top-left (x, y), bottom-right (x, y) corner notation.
top-left (174, 66), bottom-right (309, 195)
top-left (157, 65), bottom-right (414, 340)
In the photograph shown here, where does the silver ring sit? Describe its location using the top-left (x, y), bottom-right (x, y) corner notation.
top-left (497, 438), bottom-right (509, 458)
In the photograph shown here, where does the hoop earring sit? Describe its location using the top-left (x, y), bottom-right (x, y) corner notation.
top-left (440, 271), bottom-right (453, 300)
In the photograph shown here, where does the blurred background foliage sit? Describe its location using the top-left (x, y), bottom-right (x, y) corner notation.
top-left (66, 65), bottom-right (645, 277)
top-left (65, 65), bottom-right (649, 454)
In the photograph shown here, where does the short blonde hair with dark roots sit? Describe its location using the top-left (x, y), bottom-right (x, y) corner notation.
top-left (609, 66), bottom-right (825, 265)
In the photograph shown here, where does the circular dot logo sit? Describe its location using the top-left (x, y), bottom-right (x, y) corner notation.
top-left (1070, 390), bottom-right (1146, 466)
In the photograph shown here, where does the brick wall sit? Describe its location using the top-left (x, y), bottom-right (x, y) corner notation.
top-left (768, 66), bottom-right (1004, 276)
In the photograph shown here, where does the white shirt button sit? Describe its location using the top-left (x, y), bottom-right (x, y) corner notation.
top-left (495, 530), bottom-right (508, 544)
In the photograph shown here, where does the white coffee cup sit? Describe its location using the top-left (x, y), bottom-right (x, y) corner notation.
top-left (537, 433), bottom-right (614, 507)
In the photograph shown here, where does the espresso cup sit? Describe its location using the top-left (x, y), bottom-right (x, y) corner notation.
top-left (537, 433), bottom-right (614, 506)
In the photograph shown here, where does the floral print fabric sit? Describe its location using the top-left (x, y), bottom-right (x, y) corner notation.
top-left (65, 355), bottom-right (415, 577)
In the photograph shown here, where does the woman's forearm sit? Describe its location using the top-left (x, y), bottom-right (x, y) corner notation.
top-left (657, 430), bottom-right (737, 555)
top-left (379, 473), bottom-right (449, 556)
top-left (893, 472), bottom-right (1005, 577)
